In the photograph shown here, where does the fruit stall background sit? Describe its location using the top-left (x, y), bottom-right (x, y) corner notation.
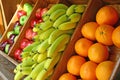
top-left (0, 0), bottom-right (120, 80)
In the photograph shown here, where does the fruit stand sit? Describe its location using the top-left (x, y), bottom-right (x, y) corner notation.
top-left (0, 0), bottom-right (120, 80)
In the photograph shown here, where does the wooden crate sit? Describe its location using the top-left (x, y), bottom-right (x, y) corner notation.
top-left (0, 0), bottom-right (22, 30)
top-left (51, 0), bottom-right (120, 80)
top-left (0, 0), bottom-right (38, 64)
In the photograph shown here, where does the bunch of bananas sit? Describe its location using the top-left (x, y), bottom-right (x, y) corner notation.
top-left (14, 4), bottom-right (86, 80)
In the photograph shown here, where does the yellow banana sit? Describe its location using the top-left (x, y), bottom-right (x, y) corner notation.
top-left (39, 27), bottom-right (55, 41)
top-left (69, 13), bottom-right (81, 22)
top-left (47, 34), bottom-right (70, 58)
top-left (39, 20), bottom-right (53, 31)
top-left (37, 39), bottom-right (50, 54)
top-left (74, 5), bottom-right (86, 13)
top-left (14, 71), bottom-right (24, 80)
top-left (37, 52), bottom-right (47, 63)
top-left (58, 22), bottom-right (77, 30)
top-left (53, 14), bottom-right (69, 28)
top-left (43, 4), bottom-right (68, 16)
top-left (66, 5), bottom-right (77, 16)
top-left (49, 9), bottom-right (66, 21)
top-left (48, 29), bottom-right (74, 44)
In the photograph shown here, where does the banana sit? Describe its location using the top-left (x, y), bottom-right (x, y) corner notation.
top-left (21, 57), bottom-right (35, 67)
top-left (49, 9), bottom-right (66, 21)
top-left (39, 20), bottom-right (53, 31)
top-left (48, 29), bottom-right (74, 44)
top-left (43, 4), bottom-right (68, 16)
top-left (58, 44), bottom-right (66, 52)
top-left (37, 52), bottom-right (47, 63)
top-left (14, 71), bottom-right (24, 80)
top-left (37, 39), bottom-right (50, 54)
top-left (32, 53), bottom-right (39, 62)
top-left (39, 28), bottom-right (55, 41)
top-left (27, 60), bottom-right (46, 80)
top-left (58, 22), bottom-right (77, 30)
top-left (42, 15), bottom-right (50, 22)
top-left (20, 66), bottom-right (32, 75)
top-left (21, 52), bottom-right (30, 59)
top-left (47, 34), bottom-right (70, 58)
top-left (14, 64), bottom-right (22, 73)
top-left (23, 41), bottom-right (41, 52)
top-left (24, 76), bottom-right (31, 80)
top-left (44, 52), bottom-right (61, 71)
top-left (35, 68), bottom-right (54, 80)
top-left (53, 14), bottom-right (69, 28)
top-left (66, 5), bottom-right (77, 16)
top-left (74, 5), bottom-right (86, 13)
top-left (69, 13), bottom-right (81, 22)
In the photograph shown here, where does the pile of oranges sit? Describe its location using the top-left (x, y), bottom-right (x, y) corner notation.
top-left (59, 5), bottom-right (120, 80)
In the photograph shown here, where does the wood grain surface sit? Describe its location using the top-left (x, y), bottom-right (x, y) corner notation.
top-left (0, 51), bottom-right (16, 80)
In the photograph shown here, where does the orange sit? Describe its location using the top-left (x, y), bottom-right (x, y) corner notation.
top-left (80, 61), bottom-right (97, 80)
top-left (81, 22), bottom-right (99, 41)
top-left (112, 26), bottom-right (120, 48)
top-left (96, 61), bottom-right (115, 80)
top-left (59, 73), bottom-right (77, 80)
top-left (96, 5), bottom-right (119, 26)
top-left (95, 24), bottom-right (114, 46)
top-left (67, 55), bottom-right (86, 76)
top-left (75, 38), bottom-right (93, 57)
top-left (88, 43), bottom-right (109, 63)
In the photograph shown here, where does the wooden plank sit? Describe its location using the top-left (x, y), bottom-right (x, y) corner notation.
top-left (0, 51), bottom-right (16, 80)
top-left (0, 0), bottom-right (21, 30)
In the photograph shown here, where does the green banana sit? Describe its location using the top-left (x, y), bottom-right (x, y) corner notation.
top-left (39, 27), bottom-right (55, 41)
top-left (21, 52), bottom-right (30, 59)
top-left (58, 22), bottom-right (77, 30)
top-left (14, 71), bottom-right (24, 80)
top-left (43, 4), bottom-right (68, 16)
top-left (66, 5), bottom-right (77, 16)
top-left (42, 15), bottom-right (50, 22)
top-left (35, 68), bottom-right (54, 80)
top-left (14, 64), bottom-right (22, 73)
top-left (69, 13), bottom-right (81, 22)
top-left (44, 52), bottom-right (61, 71)
top-left (53, 14), bottom-right (69, 28)
top-left (74, 5), bottom-right (86, 13)
top-left (32, 53), bottom-right (39, 62)
top-left (48, 29), bottom-right (74, 44)
top-left (20, 66), bottom-right (32, 75)
top-left (27, 60), bottom-right (46, 80)
top-left (23, 41), bottom-right (41, 52)
top-left (37, 52), bottom-right (47, 63)
top-left (47, 34), bottom-right (70, 58)
top-left (21, 57), bottom-right (35, 67)
top-left (37, 39), bottom-right (50, 54)
top-left (49, 9), bottom-right (66, 21)
top-left (39, 20), bottom-right (53, 31)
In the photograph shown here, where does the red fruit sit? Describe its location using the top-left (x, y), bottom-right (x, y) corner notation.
top-left (25, 28), bottom-right (36, 40)
top-left (40, 8), bottom-right (48, 17)
top-left (14, 48), bottom-right (22, 61)
top-left (30, 18), bottom-right (38, 28)
top-left (35, 8), bottom-right (42, 19)
top-left (17, 10), bottom-right (27, 19)
top-left (20, 38), bottom-right (31, 49)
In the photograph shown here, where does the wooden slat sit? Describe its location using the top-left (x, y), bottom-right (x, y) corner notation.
top-left (0, 51), bottom-right (16, 80)
top-left (0, 0), bottom-right (21, 30)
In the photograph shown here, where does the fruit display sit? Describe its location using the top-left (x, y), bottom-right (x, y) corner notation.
top-left (0, 2), bottom-right (34, 54)
top-left (58, 4), bottom-right (120, 80)
top-left (13, 7), bottom-right (46, 61)
top-left (13, 3), bottom-right (86, 80)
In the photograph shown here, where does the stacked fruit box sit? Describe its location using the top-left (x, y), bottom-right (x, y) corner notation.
top-left (0, 0), bottom-right (39, 65)
top-left (0, 0), bottom-right (120, 80)
top-left (52, 0), bottom-right (120, 80)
